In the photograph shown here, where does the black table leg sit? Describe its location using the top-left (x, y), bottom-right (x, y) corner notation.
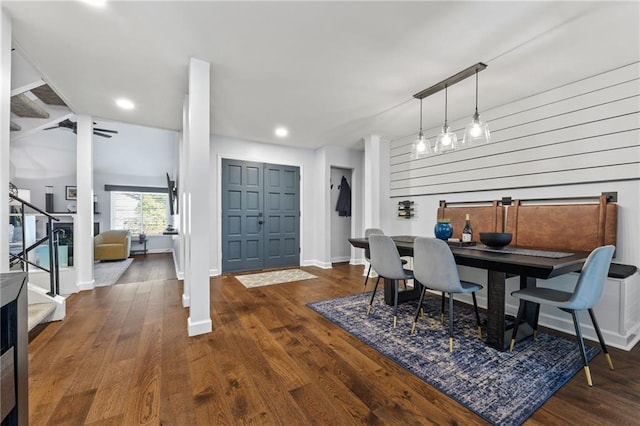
top-left (486, 271), bottom-right (536, 351)
top-left (521, 276), bottom-right (538, 328)
top-left (486, 270), bottom-right (506, 350)
top-left (383, 278), bottom-right (421, 305)
top-left (509, 276), bottom-right (537, 344)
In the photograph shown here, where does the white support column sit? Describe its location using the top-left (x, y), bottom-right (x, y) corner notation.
top-left (0, 11), bottom-right (12, 272)
top-left (363, 134), bottom-right (388, 229)
top-left (75, 115), bottom-right (95, 290)
top-left (186, 58), bottom-right (211, 336)
top-left (181, 96), bottom-right (191, 307)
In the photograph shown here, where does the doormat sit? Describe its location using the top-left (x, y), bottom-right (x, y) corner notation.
top-left (235, 269), bottom-right (317, 288)
top-left (307, 292), bottom-right (599, 426)
top-left (94, 258), bottom-right (134, 287)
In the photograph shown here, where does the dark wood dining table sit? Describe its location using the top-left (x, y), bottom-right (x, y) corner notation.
top-left (349, 235), bottom-right (590, 351)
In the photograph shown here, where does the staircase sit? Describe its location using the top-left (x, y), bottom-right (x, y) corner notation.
top-left (27, 284), bottom-right (65, 332)
top-left (8, 192), bottom-right (67, 332)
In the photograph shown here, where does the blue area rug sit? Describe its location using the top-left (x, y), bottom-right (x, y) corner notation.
top-left (307, 292), bottom-right (599, 426)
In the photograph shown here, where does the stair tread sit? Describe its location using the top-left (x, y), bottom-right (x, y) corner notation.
top-left (28, 302), bottom-right (56, 331)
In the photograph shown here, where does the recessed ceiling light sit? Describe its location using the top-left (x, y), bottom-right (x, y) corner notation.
top-left (115, 98), bottom-right (135, 110)
top-left (81, 0), bottom-right (107, 7)
top-left (275, 127), bottom-right (288, 137)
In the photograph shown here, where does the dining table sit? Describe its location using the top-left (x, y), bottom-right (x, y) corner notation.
top-left (349, 235), bottom-right (590, 351)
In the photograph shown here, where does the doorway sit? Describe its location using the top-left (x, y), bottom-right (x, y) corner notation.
top-left (330, 167), bottom-right (352, 264)
top-left (221, 159), bottom-right (300, 273)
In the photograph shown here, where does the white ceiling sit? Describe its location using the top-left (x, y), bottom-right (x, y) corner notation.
top-left (4, 1), bottom-right (639, 150)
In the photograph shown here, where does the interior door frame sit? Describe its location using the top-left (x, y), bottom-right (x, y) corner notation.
top-left (216, 154), bottom-right (305, 275)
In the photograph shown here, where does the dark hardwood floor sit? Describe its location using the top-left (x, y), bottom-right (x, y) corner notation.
top-left (28, 254), bottom-right (640, 425)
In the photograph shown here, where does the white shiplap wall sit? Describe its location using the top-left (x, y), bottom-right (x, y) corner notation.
top-left (389, 62), bottom-right (640, 197)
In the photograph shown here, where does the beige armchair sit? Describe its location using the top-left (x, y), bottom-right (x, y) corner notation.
top-left (94, 230), bottom-right (131, 261)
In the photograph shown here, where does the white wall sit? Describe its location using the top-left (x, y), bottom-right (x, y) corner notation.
top-left (390, 63), bottom-right (639, 197)
top-left (10, 128), bottom-right (76, 205)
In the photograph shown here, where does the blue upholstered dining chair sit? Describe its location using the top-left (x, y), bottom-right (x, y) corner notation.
top-left (363, 228), bottom-right (408, 292)
top-left (509, 245), bottom-right (615, 386)
top-left (362, 228), bottom-right (384, 291)
top-left (411, 237), bottom-right (483, 352)
top-left (367, 234), bottom-right (414, 328)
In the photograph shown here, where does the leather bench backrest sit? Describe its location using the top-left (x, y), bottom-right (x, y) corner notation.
top-left (437, 201), bottom-right (504, 242)
top-left (505, 195), bottom-right (617, 253)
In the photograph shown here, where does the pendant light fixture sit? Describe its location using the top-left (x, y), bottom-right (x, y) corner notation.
top-left (462, 67), bottom-right (490, 146)
top-left (411, 98), bottom-right (432, 159)
top-left (434, 85), bottom-right (458, 154)
top-left (412, 62), bottom-right (487, 154)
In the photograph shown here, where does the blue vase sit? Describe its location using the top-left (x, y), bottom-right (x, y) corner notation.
top-left (434, 221), bottom-right (453, 240)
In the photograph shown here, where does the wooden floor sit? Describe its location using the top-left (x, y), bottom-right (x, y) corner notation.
top-left (28, 254), bottom-right (640, 425)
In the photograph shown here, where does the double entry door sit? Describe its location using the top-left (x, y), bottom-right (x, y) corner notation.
top-left (221, 159), bottom-right (300, 273)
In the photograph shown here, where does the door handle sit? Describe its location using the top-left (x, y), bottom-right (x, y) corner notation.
top-left (258, 220), bottom-right (265, 225)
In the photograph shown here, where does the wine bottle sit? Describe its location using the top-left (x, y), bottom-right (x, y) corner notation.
top-left (462, 213), bottom-right (473, 242)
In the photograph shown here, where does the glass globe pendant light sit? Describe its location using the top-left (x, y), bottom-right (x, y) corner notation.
top-left (434, 85), bottom-right (458, 154)
top-left (462, 68), bottom-right (490, 146)
top-left (411, 98), bottom-right (432, 159)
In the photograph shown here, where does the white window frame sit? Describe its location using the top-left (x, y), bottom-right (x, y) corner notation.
top-left (109, 190), bottom-right (169, 236)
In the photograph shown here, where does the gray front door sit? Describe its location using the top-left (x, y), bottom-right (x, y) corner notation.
top-left (221, 159), bottom-right (300, 273)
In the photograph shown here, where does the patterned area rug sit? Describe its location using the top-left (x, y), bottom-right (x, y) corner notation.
top-left (235, 269), bottom-right (317, 288)
top-left (308, 292), bottom-right (599, 426)
top-left (94, 258), bottom-right (134, 287)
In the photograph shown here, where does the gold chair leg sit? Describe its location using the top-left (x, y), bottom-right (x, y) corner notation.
top-left (449, 337), bottom-right (454, 353)
top-left (509, 339), bottom-right (516, 352)
top-left (477, 326), bottom-right (482, 339)
top-left (411, 322), bottom-right (417, 334)
top-left (605, 353), bottom-right (614, 370)
top-left (366, 305), bottom-right (372, 315)
top-left (584, 366), bottom-right (593, 387)
top-left (420, 307), bottom-right (425, 318)
top-left (393, 316), bottom-right (397, 328)
top-left (533, 330), bottom-right (538, 340)
top-left (440, 312), bottom-right (445, 322)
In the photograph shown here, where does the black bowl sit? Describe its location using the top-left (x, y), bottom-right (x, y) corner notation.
top-left (479, 232), bottom-right (512, 248)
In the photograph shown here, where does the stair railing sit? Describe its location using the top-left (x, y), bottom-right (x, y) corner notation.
top-left (9, 192), bottom-right (61, 297)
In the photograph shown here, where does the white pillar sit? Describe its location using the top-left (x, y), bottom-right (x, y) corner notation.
top-left (181, 96), bottom-right (191, 307)
top-left (186, 58), bottom-right (211, 336)
top-left (363, 134), bottom-right (389, 229)
top-left (0, 10), bottom-right (12, 272)
top-left (75, 115), bottom-right (95, 290)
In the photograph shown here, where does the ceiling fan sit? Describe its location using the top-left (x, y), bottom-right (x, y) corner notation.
top-left (44, 119), bottom-right (118, 138)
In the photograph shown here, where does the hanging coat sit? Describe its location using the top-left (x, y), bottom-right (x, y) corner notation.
top-left (335, 176), bottom-right (351, 217)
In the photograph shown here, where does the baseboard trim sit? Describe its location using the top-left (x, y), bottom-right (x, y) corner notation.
top-left (145, 248), bottom-right (173, 254)
top-left (171, 250), bottom-right (183, 280)
top-left (77, 280), bottom-right (95, 291)
top-left (182, 294), bottom-right (190, 307)
top-left (301, 259), bottom-right (332, 269)
top-left (536, 311), bottom-right (640, 352)
top-left (188, 316), bottom-right (212, 336)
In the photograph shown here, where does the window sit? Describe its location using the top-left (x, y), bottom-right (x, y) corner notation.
top-left (110, 191), bottom-right (168, 235)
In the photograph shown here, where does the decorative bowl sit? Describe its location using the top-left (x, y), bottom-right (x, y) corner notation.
top-left (479, 232), bottom-right (512, 248)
